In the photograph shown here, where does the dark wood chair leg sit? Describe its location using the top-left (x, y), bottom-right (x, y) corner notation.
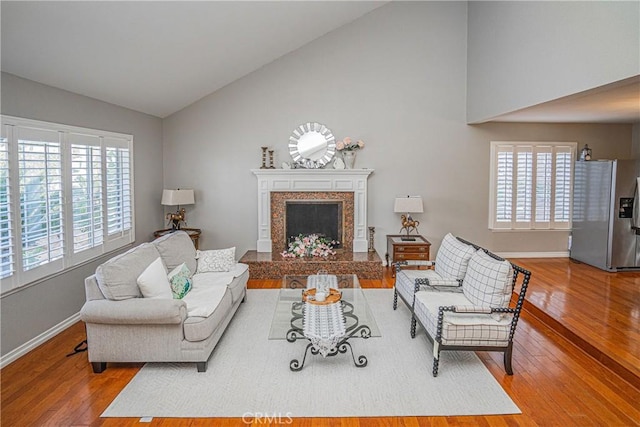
top-left (196, 361), bottom-right (208, 372)
top-left (504, 344), bottom-right (514, 375)
top-left (432, 357), bottom-right (439, 377)
top-left (410, 315), bottom-right (417, 338)
top-left (393, 288), bottom-right (398, 310)
top-left (91, 362), bottom-right (106, 373)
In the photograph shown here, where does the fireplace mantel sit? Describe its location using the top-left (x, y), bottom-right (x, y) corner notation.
top-left (251, 169), bottom-right (374, 253)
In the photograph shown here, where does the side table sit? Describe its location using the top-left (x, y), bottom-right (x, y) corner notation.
top-left (153, 228), bottom-right (201, 250)
top-left (386, 234), bottom-right (431, 277)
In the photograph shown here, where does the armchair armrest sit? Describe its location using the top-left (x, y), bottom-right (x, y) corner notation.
top-left (80, 298), bottom-right (187, 325)
top-left (441, 305), bottom-right (516, 315)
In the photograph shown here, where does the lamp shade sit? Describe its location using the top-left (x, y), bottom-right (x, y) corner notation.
top-left (394, 196), bottom-right (423, 213)
top-left (161, 189), bottom-right (195, 206)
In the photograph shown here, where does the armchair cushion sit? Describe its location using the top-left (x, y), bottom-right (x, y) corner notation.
top-left (414, 290), bottom-right (512, 347)
top-left (462, 250), bottom-right (513, 309)
top-left (434, 233), bottom-right (475, 281)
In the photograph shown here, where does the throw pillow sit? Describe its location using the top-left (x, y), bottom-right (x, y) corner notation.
top-left (434, 233), bottom-right (476, 280)
top-left (168, 263), bottom-right (193, 299)
top-left (136, 257), bottom-right (173, 299)
top-left (196, 247), bottom-right (236, 273)
top-left (462, 249), bottom-right (513, 309)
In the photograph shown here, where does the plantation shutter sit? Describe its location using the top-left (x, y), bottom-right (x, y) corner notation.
top-left (17, 127), bottom-right (65, 282)
top-left (0, 131), bottom-right (13, 284)
top-left (491, 142), bottom-right (575, 230)
top-left (104, 137), bottom-right (133, 251)
top-left (553, 147), bottom-right (573, 226)
top-left (495, 148), bottom-right (513, 224)
top-left (1, 115), bottom-right (135, 294)
top-left (69, 133), bottom-right (103, 261)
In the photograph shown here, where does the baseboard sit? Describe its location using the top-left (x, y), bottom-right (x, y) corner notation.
top-left (0, 312), bottom-right (81, 369)
top-left (495, 251), bottom-right (569, 259)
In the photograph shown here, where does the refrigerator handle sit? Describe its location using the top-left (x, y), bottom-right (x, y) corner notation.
top-left (633, 177), bottom-right (640, 230)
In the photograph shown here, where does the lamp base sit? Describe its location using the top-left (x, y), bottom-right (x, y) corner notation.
top-left (401, 236), bottom-right (417, 241)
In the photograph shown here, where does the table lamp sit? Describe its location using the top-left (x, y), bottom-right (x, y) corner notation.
top-left (161, 189), bottom-right (195, 230)
top-left (394, 196), bottom-right (423, 241)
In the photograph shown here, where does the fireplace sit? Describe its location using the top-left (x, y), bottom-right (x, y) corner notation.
top-left (251, 169), bottom-right (373, 253)
top-left (242, 169), bottom-right (381, 279)
top-left (272, 191), bottom-right (353, 253)
top-left (285, 200), bottom-right (343, 248)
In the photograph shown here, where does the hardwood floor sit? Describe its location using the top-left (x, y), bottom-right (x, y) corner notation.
top-left (2, 260), bottom-right (639, 426)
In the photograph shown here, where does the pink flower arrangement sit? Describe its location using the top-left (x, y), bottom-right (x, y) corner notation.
top-left (336, 137), bottom-right (364, 152)
top-left (281, 234), bottom-right (338, 258)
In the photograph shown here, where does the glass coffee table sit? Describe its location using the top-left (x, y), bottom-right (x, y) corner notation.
top-left (269, 274), bottom-right (380, 371)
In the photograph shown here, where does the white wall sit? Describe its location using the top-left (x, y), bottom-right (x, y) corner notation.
top-left (1, 72), bottom-right (164, 357)
top-left (467, 1), bottom-right (640, 123)
top-left (163, 2), bottom-right (633, 260)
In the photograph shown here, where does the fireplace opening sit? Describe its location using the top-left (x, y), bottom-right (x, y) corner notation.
top-left (285, 201), bottom-right (343, 249)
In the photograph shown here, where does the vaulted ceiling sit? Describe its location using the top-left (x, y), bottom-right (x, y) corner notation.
top-left (2, 1), bottom-right (638, 123)
top-left (1, 1), bottom-right (387, 118)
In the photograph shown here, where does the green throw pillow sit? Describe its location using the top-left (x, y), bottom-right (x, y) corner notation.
top-left (167, 262), bottom-right (192, 299)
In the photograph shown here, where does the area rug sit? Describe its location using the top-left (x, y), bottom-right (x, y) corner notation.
top-left (102, 289), bottom-right (520, 418)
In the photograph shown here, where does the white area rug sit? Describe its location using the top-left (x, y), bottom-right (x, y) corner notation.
top-left (102, 289), bottom-right (520, 418)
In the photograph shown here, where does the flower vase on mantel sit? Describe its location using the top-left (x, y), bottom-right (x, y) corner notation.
top-left (342, 151), bottom-right (357, 169)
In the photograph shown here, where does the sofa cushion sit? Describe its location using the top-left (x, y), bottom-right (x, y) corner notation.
top-left (168, 263), bottom-right (193, 299)
top-left (414, 290), bottom-right (512, 348)
top-left (192, 263), bottom-right (249, 303)
top-left (196, 247), bottom-right (236, 272)
top-left (96, 243), bottom-right (161, 300)
top-left (153, 230), bottom-right (197, 275)
top-left (434, 233), bottom-right (475, 281)
top-left (462, 250), bottom-right (513, 309)
top-left (137, 257), bottom-right (172, 299)
top-left (183, 288), bottom-right (232, 342)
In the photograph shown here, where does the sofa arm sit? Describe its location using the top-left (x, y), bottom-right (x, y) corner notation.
top-left (80, 298), bottom-right (187, 325)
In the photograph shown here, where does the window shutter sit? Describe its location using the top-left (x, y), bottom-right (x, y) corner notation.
top-left (104, 137), bottom-right (133, 250)
top-left (495, 149), bottom-right (513, 224)
top-left (490, 141), bottom-right (575, 230)
top-left (1, 116), bottom-right (134, 294)
top-left (70, 133), bottom-right (103, 255)
top-left (0, 134), bottom-right (13, 280)
top-left (17, 127), bottom-right (64, 279)
top-left (535, 151), bottom-right (552, 223)
top-left (515, 149), bottom-right (533, 225)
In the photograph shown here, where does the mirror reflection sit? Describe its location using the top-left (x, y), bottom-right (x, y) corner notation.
top-left (288, 122), bottom-right (336, 168)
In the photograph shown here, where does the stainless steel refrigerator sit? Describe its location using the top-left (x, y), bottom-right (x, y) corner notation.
top-left (571, 159), bottom-right (640, 271)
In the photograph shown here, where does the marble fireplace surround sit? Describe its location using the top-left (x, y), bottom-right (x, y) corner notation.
top-left (251, 169), bottom-right (373, 253)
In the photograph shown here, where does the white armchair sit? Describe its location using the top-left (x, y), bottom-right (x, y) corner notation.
top-left (393, 233), bottom-right (476, 336)
top-left (394, 234), bottom-right (531, 377)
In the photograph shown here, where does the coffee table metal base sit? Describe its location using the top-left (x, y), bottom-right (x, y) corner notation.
top-left (286, 300), bottom-right (371, 371)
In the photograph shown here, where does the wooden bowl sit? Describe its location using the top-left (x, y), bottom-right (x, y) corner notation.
top-left (302, 288), bottom-right (341, 305)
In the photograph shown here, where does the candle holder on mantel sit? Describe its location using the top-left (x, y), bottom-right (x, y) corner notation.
top-left (368, 226), bottom-right (376, 252)
top-left (260, 147), bottom-right (268, 169)
top-left (268, 150), bottom-right (276, 169)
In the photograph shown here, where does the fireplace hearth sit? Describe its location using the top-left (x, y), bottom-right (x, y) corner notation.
top-left (244, 169), bottom-right (381, 279)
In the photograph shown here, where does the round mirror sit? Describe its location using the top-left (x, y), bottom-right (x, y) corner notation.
top-left (288, 122), bottom-right (336, 168)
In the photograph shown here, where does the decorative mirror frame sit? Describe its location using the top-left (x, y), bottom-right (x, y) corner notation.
top-left (288, 122), bottom-right (336, 168)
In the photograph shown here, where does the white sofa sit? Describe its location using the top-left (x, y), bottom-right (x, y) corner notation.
top-left (80, 231), bottom-right (249, 373)
top-left (393, 233), bottom-right (531, 376)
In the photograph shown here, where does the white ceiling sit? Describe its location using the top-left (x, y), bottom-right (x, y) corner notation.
top-left (2, 1), bottom-right (639, 123)
top-left (1, 1), bottom-right (387, 118)
top-left (488, 76), bottom-right (640, 124)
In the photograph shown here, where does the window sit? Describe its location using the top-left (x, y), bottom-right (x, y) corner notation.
top-left (489, 141), bottom-right (576, 230)
top-left (0, 116), bottom-right (134, 294)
